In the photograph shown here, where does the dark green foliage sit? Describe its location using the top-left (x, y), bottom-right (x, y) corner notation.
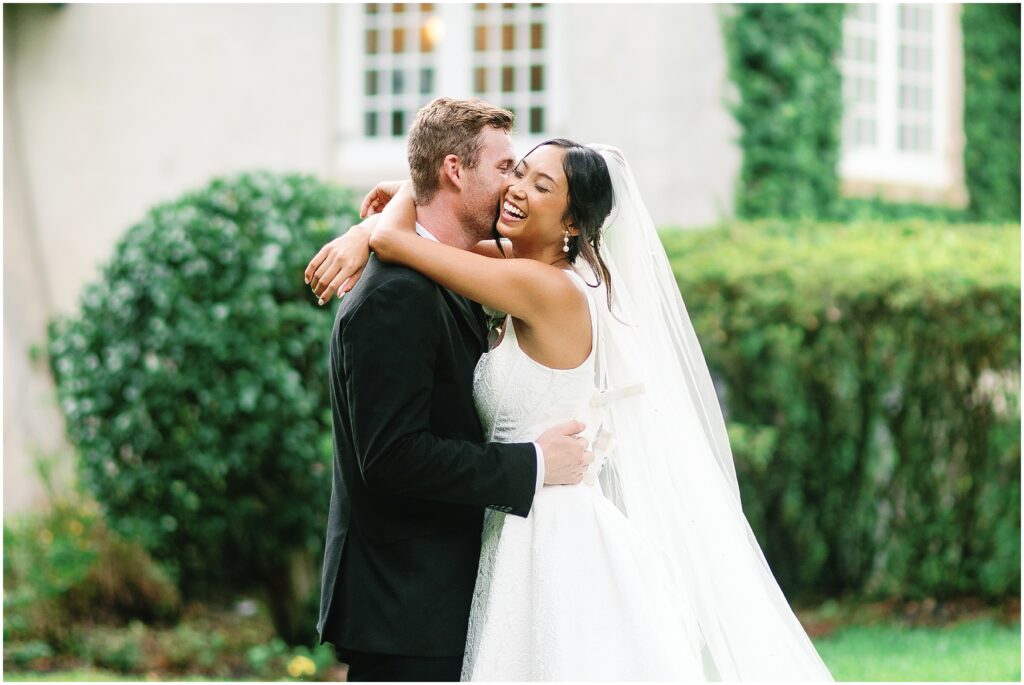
top-left (4, 500), bottom-right (180, 647)
top-left (962, 3), bottom-right (1021, 221)
top-left (724, 4), bottom-right (1021, 222)
top-left (722, 4), bottom-right (846, 219)
top-left (662, 220), bottom-right (1020, 601)
top-left (47, 172), bottom-right (360, 640)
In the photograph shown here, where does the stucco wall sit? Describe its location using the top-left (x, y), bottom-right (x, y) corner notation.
top-left (3, 3), bottom-right (338, 511)
top-left (559, 3), bottom-right (742, 227)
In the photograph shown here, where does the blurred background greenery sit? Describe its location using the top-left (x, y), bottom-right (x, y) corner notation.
top-left (5, 2), bottom-right (1020, 682)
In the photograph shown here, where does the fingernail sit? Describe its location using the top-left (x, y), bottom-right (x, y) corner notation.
top-left (304, 277), bottom-right (309, 284)
top-left (318, 297), bottom-right (324, 306)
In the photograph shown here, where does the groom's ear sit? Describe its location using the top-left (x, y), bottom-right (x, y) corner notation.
top-left (441, 154), bottom-right (464, 192)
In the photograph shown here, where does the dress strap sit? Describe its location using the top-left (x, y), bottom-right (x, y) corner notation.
top-left (562, 268), bottom-right (598, 345)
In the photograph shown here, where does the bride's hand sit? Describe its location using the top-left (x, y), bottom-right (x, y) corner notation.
top-left (305, 215), bottom-right (379, 304)
top-left (360, 180), bottom-right (406, 219)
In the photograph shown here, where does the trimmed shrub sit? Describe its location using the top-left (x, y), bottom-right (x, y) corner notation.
top-left (662, 220), bottom-right (1020, 601)
top-left (47, 171), bottom-right (360, 642)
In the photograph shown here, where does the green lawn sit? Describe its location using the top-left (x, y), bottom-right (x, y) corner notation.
top-left (813, 617), bottom-right (1021, 681)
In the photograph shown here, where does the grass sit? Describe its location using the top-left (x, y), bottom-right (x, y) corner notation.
top-left (812, 617), bottom-right (1021, 681)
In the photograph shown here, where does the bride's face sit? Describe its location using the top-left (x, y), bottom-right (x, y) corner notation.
top-left (496, 145), bottom-right (579, 249)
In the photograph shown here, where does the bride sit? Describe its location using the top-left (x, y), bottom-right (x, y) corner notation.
top-left (309, 139), bottom-right (833, 681)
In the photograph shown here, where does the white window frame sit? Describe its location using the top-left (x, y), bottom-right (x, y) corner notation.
top-left (839, 3), bottom-right (955, 189)
top-left (335, 3), bottom-right (566, 184)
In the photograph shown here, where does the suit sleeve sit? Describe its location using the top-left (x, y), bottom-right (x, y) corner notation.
top-left (340, 272), bottom-right (537, 518)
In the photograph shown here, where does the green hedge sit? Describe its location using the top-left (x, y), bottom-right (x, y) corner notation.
top-left (47, 172), bottom-right (360, 643)
top-left (962, 3), bottom-right (1021, 221)
top-left (662, 220), bottom-right (1020, 602)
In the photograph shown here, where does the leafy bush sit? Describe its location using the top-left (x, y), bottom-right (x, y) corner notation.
top-left (247, 638), bottom-right (337, 681)
top-left (662, 219), bottom-right (1020, 601)
top-left (3, 640), bottom-right (54, 669)
top-left (154, 623), bottom-right (224, 671)
top-left (3, 598), bottom-right (340, 679)
top-left (721, 4), bottom-right (845, 219)
top-left (73, 622), bottom-right (146, 673)
top-left (962, 3), bottom-right (1021, 221)
top-left (46, 171), bottom-right (360, 642)
top-left (3, 496), bottom-right (179, 647)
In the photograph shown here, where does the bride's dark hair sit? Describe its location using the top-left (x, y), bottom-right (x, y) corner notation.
top-left (493, 138), bottom-right (615, 307)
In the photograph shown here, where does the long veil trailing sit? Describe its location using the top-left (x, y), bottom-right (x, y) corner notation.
top-left (582, 145), bottom-right (833, 681)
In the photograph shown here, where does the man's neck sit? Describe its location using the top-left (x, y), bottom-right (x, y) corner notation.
top-left (415, 202), bottom-right (478, 251)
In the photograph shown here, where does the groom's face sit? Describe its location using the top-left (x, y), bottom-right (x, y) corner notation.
top-left (459, 127), bottom-right (517, 243)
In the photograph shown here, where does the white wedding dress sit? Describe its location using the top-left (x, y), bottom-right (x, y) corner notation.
top-left (462, 269), bottom-right (709, 681)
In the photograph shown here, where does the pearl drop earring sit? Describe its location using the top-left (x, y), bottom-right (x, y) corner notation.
top-left (563, 230), bottom-right (570, 253)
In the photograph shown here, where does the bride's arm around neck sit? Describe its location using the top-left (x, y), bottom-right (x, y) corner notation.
top-left (368, 183), bottom-right (584, 329)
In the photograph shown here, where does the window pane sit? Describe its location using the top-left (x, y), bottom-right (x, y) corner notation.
top-left (420, 19), bottom-right (438, 53)
top-left (474, 66), bottom-right (488, 94)
top-left (420, 3), bottom-right (434, 12)
top-left (501, 66), bottom-right (515, 92)
top-left (475, 25), bottom-right (488, 51)
top-left (530, 64), bottom-right (544, 91)
top-left (393, 27), bottom-right (406, 54)
top-left (502, 24), bottom-right (515, 50)
top-left (392, 70), bottom-right (405, 95)
top-left (420, 67), bottom-right (434, 95)
top-left (366, 3), bottom-right (379, 14)
top-left (365, 111), bottom-right (379, 137)
top-left (530, 22), bottom-right (544, 49)
top-left (365, 70), bottom-right (379, 96)
top-left (366, 29), bottom-right (379, 54)
top-left (529, 107), bottom-right (544, 134)
top-left (393, 3), bottom-right (406, 13)
top-left (392, 110), bottom-right (406, 137)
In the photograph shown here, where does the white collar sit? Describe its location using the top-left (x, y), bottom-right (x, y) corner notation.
top-left (415, 222), bottom-right (439, 242)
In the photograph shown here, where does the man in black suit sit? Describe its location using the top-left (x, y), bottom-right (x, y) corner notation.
top-left (308, 98), bottom-right (593, 681)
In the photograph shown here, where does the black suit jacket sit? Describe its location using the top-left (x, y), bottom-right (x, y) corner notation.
top-left (317, 256), bottom-right (538, 657)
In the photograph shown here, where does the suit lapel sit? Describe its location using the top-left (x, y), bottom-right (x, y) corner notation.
top-left (439, 287), bottom-right (488, 353)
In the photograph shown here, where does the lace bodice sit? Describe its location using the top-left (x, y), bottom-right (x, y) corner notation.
top-left (472, 269), bottom-right (601, 449)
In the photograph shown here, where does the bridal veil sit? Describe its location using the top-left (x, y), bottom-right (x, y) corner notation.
top-left (583, 145), bottom-right (833, 681)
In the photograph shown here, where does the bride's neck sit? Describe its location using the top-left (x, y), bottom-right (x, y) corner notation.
top-left (509, 238), bottom-right (572, 269)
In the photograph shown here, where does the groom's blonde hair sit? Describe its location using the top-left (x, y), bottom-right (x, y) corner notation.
top-left (407, 97), bottom-right (514, 204)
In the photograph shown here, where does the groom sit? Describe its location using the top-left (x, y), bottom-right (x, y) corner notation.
top-left (310, 98), bottom-right (594, 682)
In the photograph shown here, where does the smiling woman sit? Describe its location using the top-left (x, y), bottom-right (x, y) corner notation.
top-left (366, 151), bottom-right (596, 370)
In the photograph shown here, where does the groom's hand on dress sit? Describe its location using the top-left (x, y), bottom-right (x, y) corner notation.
top-left (536, 421), bottom-right (595, 486)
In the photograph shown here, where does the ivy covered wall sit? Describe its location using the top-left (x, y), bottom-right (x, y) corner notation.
top-left (962, 3), bottom-right (1021, 222)
top-left (722, 4), bottom-right (846, 220)
top-left (723, 3), bottom-right (1021, 223)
